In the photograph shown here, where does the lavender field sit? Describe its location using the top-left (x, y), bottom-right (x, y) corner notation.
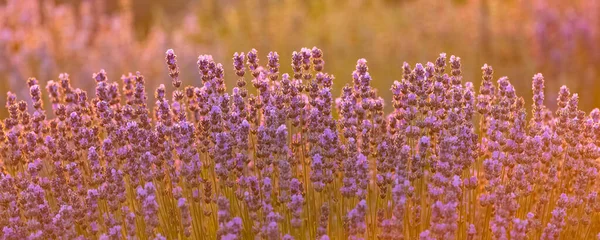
top-left (1, 0), bottom-right (599, 240)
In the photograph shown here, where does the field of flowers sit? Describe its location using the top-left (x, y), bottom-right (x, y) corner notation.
top-left (0, 0), bottom-right (599, 239)
top-left (1, 0), bottom-right (599, 115)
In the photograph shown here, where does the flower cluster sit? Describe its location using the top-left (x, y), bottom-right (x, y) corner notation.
top-left (0, 48), bottom-right (599, 240)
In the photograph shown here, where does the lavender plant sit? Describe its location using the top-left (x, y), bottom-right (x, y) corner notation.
top-left (0, 48), bottom-right (599, 240)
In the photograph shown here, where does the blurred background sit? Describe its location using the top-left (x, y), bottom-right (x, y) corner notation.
top-left (0, 0), bottom-right (598, 117)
